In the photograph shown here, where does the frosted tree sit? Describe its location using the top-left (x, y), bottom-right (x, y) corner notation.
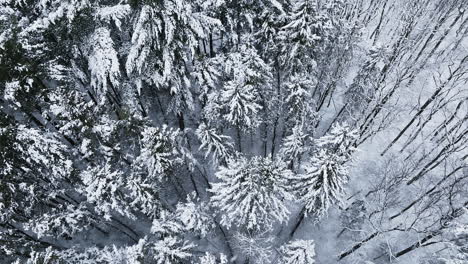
top-left (233, 230), bottom-right (274, 264)
top-left (130, 125), bottom-right (190, 218)
top-left (222, 76), bottom-right (262, 130)
top-left (278, 124), bottom-right (309, 170)
top-left (210, 156), bottom-right (293, 231)
top-left (221, 43), bottom-right (272, 131)
top-left (2, 0), bottom-right (468, 262)
top-left (338, 46), bottom-right (387, 124)
top-left (289, 123), bottom-right (357, 219)
top-left (97, 242), bottom-right (146, 264)
top-left (125, 0), bottom-right (221, 117)
top-left (280, 0), bottom-right (332, 73)
top-left (145, 235), bottom-right (194, 264)
top-left (338, 200), bottom-right (367, 238)
top-left (87, 27), bottom-right (121, 104)
top-left (80, 163), bottom-right (132, 220)
top-left (0, 117), bottom-right (74, 260)
top-left (253, 0), bottom-right (288, 59)
top-left (94, 4), bottom-right (131, 31)
top-left (210, 0), bottom-right (286, 50)
top-left (26, 204), bottom-right (96, 240)
top-left (279, 240), bottom-right (316, 264)
top-left (283, 73), bottom-right (318, 132)
top-left (196, 123), bottom-right (234, 164)
top-left (424, 220), bottom-right (468, 263)
top-left (176, 192), bottom-right (215, 237)
top-left (293, 149), bottom-right (350, 217)
top-left (220, 42), bottom-right (273, 152)
top-left (192, 55), bottom-right (224, 123)
top-left (21, 246), bottom-right (140, 264)
top-left (282, 129), bottom-right (350, 239)
top-left (20, 232), bottom-right (192, 264)
top-left (316, 122), bottom-right (359, 158)
top-left (147, 211), bottom-right (195, 263)
top-left (135, 126), bottom-right (179, 181)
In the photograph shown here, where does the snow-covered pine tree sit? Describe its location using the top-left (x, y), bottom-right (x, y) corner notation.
top-left (278, 123), bottom-right (309, 170)
top-left (221, 42), bottom-right (272, 132)
top-left (210, 0), bottom-right (287, 50)
top-left (192, 55), bottom-right (224, 125)
top-left (232, 230), bottom-right (274, 264)
top-left (196, 123), bottom-right (234, 164)
top-left (125, 0), bottom-right (221, 122)
top-left (222, 70), bottom-right (261, 126)
top-left (135, 125), bottom-right (179, 181)
top-left (339, 46), bottom-right (387, 124)
top-left (291, 123), bottom-right (358, 217)
top-left (316, 122), bottom-right (359, 157)
top-left (80, 162), bottom-right (133, 220)
top-left (283, 73), bottom-right (318, 132)
top-left (146, 212), bottom-right (195, 264)
top-left (87, 27), bottom-right (121, 104)
top-left (210, 156), bottom-right (293, 231)
top-left (176, 192), bottom-right (215, 237)
top-left (0, 116), bottom-right (73, 260)
top-left (293, 149), bottom-right (349, 217)
top-left (279, 239), bottom-right (316, 264)
top-left (280, 0), bottom-right (333, 74)
top-left (254, 0), bottom-right (289, 59)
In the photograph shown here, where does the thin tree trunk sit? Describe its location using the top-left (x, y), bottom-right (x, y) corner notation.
top-left (289, 206), bottom-right (306, 238)
top-left (177, 113), bottom-right (185, 130)
top-left (338, 231), bottom-right (380, 260)
top-left (393, 232), bottom-right (439, 259)
top-left (381, 56), bottom-right (467, 156)
top-left (407, 132), bottom-right (467, 185)
top-left (237, 125), bottom-right (242, 153)
top-left (370, 0), bottom-right (389, 43)
top-left (390, 166), bottom-right (464, 220)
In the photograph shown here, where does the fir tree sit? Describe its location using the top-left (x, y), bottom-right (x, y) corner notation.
top-left (196, 123), bottom-right (234, 164)
top-left (210, 156), bottom-right (293, 231)
top-left (221, 42), bottom-right (272, 131)
top-left (279, 239), bottom-right (316, 264)
top-left (291, 123), bottom-right (358, 216)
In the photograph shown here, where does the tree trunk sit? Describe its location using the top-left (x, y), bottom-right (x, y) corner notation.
top-left (289, 206), bottom-right (306, 238)
top-left (338, 231), bottom-right (380, 260)
top-left (381, 56), bottom-right (467, 156)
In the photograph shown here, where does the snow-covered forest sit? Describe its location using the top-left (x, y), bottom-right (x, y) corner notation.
top-left (0, 0), bottom-right (467, 263)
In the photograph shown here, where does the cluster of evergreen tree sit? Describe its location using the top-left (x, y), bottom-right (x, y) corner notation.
top-left (1, 0), bottom-right (467, 263)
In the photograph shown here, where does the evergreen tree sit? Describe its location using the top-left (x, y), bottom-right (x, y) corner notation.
top-left (210, 156), bottom-right (293, 231)
top-left (278, 123), bottom-right (309, 169)
top-left (125, 0), bottom-right (221, 115)
top-left (196, 123), bottom-right (234, 164)
top-left (291, 123), bottom-right (358, 216)
top-left (279, 239), bottom-right (316, 264)
top-left (316, 122), bottom-right (358, 157)
top-left (221, 42), bottom-right (272, 131)
top-left (176, 192), bottom-right (215, 237)
top-left (283, 73), bottom-right (318, 131)
top-left (340, 46), bottom-right (387, 123)
top-left (280, 0), bottom-right (333, 74)
top-left (292, 149), bottom-right (349, 216)
top-left (86, 27), bottom-right (121, 104)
